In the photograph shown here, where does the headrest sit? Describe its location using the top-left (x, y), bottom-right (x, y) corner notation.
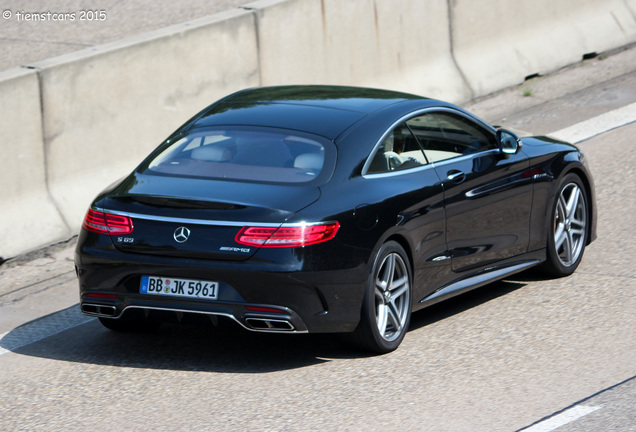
top-left (294, 153), bottom-right (323, 171)
top-left (191, 145), bottom-right (232, 162)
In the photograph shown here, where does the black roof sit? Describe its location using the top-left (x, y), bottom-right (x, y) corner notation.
top-left (188, 85), bottom-right (431, 140)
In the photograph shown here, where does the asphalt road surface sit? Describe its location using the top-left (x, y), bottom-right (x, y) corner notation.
top-left (1, 45), bottom-right (635, 431)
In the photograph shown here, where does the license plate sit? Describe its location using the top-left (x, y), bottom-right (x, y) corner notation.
top-left (140, 276), bottom-right (218, 300)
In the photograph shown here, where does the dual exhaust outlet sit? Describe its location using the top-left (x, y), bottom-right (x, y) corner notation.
top-left (244, 317), bottom-right (295, 331)
top-left (81, 303), bottom-right (296, 332)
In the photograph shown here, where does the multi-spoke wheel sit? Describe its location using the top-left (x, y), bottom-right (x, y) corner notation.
top-left (542, 174), bottom-right (589, 277)
top-left (351, 241), bottom-right (412, 353)
top-left (374, 251), bottom-right (411, 341)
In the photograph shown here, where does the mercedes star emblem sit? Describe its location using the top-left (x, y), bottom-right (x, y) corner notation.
top-left (173, 226), bottom-right (191, 243)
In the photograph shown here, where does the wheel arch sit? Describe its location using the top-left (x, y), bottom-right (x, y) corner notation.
top-left (383, 234), bottom-right (415, 278)
top-left (350, 232), bottom-right (415, 353)
top-left (561, 165), bottom-right (597, 245)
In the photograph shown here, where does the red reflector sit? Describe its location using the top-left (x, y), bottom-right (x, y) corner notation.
top-left (82, 209), bottom-right (133, 235)
top-left (85, 293), bottom-right (118, 299)
top-left (235, 222), bottom-right (339, 248)
top-left (245, 306), bottom-right (286, 314)
top-left (522, 168), bottom-right (547, 179)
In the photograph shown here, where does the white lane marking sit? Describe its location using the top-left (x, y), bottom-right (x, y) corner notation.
top-left (522, 405), bottom-right (601, 432)
top-left (549, 101), bottom-right (636, 143)
top-left (0, 332), bottom-right (10, 356)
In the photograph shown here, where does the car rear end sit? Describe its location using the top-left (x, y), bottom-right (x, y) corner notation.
top-left (75, 127), bottom-right (366, 334)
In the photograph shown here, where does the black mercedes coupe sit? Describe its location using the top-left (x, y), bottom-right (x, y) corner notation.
top-left (75, 86), bottom-right (596, 353)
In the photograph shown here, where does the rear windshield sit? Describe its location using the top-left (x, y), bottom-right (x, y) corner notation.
top-left (141, 128), bottom-right (329, 184)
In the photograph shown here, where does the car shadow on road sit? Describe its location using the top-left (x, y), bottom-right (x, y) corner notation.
top-left (7, 315), bottom-right (345, 373)
top-left (3, 279), bottom-right (527, 373)
top-left (408, 279), bottom-right (527, 331)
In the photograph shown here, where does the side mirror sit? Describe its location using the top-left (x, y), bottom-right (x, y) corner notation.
top-left (496, 129), bottom-right (522, 157)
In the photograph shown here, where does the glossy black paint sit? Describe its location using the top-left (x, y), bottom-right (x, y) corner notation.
top-left (75, 85), bottom-right (597, 335)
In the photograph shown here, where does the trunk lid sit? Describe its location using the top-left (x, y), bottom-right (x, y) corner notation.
top-left (97, 173), bottom-right (320, 261)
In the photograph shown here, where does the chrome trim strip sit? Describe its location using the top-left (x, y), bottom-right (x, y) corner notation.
top-left (363, 163), bottom-right (435, 179)
top-left (465, 172), bottom-right (530, 198)
top-left (102, 209), bottom-right (280, 227)
top-left (362, 149), bottom-right (500, 179)
top-left (419, 260), bottom-right (539, 305)
top-left (430, 148), bottom-right (500, 169)
top-left (101, 208), bottom-right (334, 229)
top-left (119, 305), bottom-right (309, 334)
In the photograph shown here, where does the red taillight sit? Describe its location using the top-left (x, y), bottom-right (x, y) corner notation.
top-left (235, 222), bottom-right (339, 248)
top-left (82, 209), bottom-right (133, 235)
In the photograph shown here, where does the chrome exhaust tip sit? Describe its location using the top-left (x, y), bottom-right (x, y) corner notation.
top-left (245, 317), bottom-right (295, 331)
top-left (81, 303), bottom-right (117, 318)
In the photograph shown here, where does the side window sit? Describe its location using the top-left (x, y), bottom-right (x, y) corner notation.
top-left (406, 112), bottom-right (497, 163)
top-left (367, 122), bottom-right (427, 174)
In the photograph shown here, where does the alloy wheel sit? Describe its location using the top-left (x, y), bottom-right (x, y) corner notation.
top-left (374, 252), bottom-right (411, 341)
top-left (554, 182), bottom-right (587, 267)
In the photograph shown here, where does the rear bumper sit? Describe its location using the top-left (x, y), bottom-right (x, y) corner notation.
top-left (81, 296), bottom-right (308, 333)
top-left (75, 237), bottom-right (368, 334)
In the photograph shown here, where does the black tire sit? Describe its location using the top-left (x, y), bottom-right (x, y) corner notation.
top-left (350, 241), bottom-right (412, 354)
top-left (541, 173), bottom-right (589, 277)
top-left (98, 316), bottom-right (161, 332)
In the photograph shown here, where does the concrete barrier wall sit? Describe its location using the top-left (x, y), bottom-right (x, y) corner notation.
top-left (37, 9), bottom-right (259, 236)
top-left (451, 0), bottom-right (636, 97)
top-left (0, 68), bottom-right (70, 258)
top-left (251, 0), bottom-right (471, 101)
top-left (366, 0), bottom-right (471, 101)
top-left (1, 0), bottom-right (635, 258)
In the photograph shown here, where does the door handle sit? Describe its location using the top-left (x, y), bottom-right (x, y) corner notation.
top-left (447, 170), bottom-right (466, 183)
